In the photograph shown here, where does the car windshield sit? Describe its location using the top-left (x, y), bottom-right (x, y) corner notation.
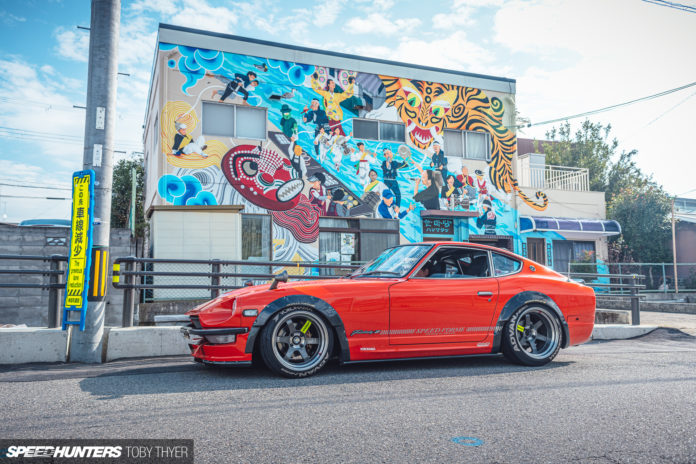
top-left (352, 245), bottom-right (432, 278)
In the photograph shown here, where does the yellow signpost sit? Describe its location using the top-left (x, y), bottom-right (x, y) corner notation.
top-left (63, 170), bottom-right (95, 330)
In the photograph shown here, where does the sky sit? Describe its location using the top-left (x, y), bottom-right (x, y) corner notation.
top-left (0, 0), bottom-right (694, 222)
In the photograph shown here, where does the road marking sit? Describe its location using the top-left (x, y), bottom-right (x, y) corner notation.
top-left (451, 437), bottom-right (484, 447)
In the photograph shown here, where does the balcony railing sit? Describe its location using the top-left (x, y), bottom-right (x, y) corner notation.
top-left (518, 164), bottom-right (590, 191)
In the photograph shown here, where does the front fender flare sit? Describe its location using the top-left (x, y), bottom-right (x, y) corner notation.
top-left (491, 291), bottom-right (570, 352)
top-left (244, 295), bottom-right (350, 362)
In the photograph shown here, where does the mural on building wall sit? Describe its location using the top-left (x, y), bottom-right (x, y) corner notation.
top-left (156, 43), bottom-right (550, 258)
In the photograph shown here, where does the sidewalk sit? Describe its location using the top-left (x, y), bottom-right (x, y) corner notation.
top-left (639, 310), bottom-right (696, 336)
top-left (592, 309), bottom-right (696, 340)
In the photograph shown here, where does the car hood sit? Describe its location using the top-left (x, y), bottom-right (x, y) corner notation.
top-left (186, 277), bottom-right (399, 316)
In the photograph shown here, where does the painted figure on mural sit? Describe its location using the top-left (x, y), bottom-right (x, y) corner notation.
top-left (288, 135), bottom-right (307, 178)
top-left (441, 174), bottom-right (462, 210)
top-left (208, 71), bottom-right (259, 104)
top-left (326, 188), bottom-right (351, 217)
top-left (455, 164), bottom-right (477, 203)
top-left (429, 137), bottom-right (448, 178)
top-left (311, 73), bottom-right (354, 135)
top-left (280, 104), bottom-right (298, 139)
top-left (378, 189), bottom-right (414, 219)
top-left (308, 172), bottom-right (329, 215)
top-left (303, 98), bottom-right (330, 157)
top-left (475, 169), bottom-right (489, 198)
top-left (381, 148), bottom-right (408, 208)
top-left (364, 169), bottom-right (387, 197)
top-left (476, 198), bottom-right (497, 235)
top-left (413, 163), bottom-right (444, 210)
top-left (329, 128), bottom-right (353, 171)
top-left (313, 126), bottom-right (331, 164)
top-left (172, 122), bottom-right (208, 157)
top-left (351, 142), bottom-right (377, 189)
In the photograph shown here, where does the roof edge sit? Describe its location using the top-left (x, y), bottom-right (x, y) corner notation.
top-left (157, 23), bottom-right (516, 86)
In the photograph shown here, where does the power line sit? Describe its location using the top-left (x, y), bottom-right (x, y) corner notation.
top-left (642, 0), bottom-right (696, 13)
top-left (514, 81), bottom-right (696, 128)
top-left (0, 194), bottom-right (69, 200)
top-left (0, 182), bottom-right (71, 191)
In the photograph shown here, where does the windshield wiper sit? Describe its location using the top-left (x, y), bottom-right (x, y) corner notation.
top-left (354, 270), bottom-right (401, 277)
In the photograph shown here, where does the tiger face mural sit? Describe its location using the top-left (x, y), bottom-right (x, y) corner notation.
top-left (380, 75), bottom-right (548, 211)
top-left (386, 78), bottom-right (457, 149)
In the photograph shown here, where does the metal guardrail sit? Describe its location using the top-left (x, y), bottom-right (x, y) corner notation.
top-left (567, 271), bottom-right (645, 325)
top-left (0, 254), bottom-right (67, 328)
top-left (569, 262), bottom-right (696, 294)
top-left (111, 256), bottom-right (362, 328)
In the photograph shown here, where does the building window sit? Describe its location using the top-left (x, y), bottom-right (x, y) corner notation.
top-left (318, 217), bottom-right (399, 266)
top-left (379, 122), bottom-right (405, 142)
top-left (443, 129), bottom-right (491, 160)
top-left (202, 102), bottom-right (266, 140)
top-left (552, 240), bottom-right (595, 273)
top-left (241, 214), bottom-right (271, 260)
top-left (353, 118), bottom-right (405, 142)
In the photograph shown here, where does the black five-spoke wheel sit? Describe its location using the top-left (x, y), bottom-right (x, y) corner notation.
top-left (259, 307), bottom-right (333, 378)
top-left (502, 305), bottom-right (562, 366)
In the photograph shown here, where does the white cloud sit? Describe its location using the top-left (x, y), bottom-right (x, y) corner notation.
top-left (345, 13), bottom-right (421, 36)
top-left (0, 11), bottom-right (26, 24)
top-left (312, 0), bottom-right (346, 27)
top-left (54, 28), bottom-right (89, 62)
top-left (351, 30), bottom-right (502, 76)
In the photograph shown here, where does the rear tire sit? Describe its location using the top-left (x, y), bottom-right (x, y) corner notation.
top-left (502, 305), bottom-right (562, 366)
top-left (259, 306), bottom-right (333, 378)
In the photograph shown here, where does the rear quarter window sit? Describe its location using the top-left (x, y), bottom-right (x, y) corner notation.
top-left (493, 253), bottom-right (521, 276)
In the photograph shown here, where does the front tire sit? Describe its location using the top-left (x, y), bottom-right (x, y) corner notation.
top-left (259, 306), bottom-right (333, 378)
top-left (502, 305), bottom-right (562, 366)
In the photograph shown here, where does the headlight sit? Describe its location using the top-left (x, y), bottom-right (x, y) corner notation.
top-left (205, 334), bottom-right (237, 344)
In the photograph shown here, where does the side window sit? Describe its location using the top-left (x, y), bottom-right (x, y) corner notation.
top-left (493, 253), bottom-right (521, 276)
top-left (415, 248), bottom-right (490, 278)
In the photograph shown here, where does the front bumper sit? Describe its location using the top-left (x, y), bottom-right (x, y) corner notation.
top-left (181, 325), bottom-right (253, 363)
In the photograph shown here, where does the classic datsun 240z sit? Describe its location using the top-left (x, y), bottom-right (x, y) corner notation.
top-left (181, 242), bottom-right (595, 377)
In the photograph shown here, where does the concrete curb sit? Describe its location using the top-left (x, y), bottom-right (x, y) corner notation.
top-left (592, 324), bottom-right (658, 340)
top-left (104, 327), bottom-right (190, 362)
top-left (0, 328), bottom-right (68, 364)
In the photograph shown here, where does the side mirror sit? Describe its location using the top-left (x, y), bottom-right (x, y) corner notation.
top-left (269, 270), bottom-right (289, 290)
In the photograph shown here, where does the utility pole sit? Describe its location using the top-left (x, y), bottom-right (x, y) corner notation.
top-left (70, 0), bottom-right (120, 362)
top-left (672, 197), bottom-right (678, 294)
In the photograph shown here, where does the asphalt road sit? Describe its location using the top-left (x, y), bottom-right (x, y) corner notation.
top-left (1, 328), bottom-right (695, 464)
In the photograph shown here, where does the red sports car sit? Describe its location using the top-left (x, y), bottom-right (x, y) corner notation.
top-left (182, 242), bottom-right (595, 377)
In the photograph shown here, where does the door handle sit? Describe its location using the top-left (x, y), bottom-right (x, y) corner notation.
top-left (477, 291), bottom-right (493, 297)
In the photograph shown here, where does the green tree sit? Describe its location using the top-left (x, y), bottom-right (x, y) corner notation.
top-left (541, 120), bottom-right (671, 262)
top-left (111, 157), bottom-right (146, 238)
top-left (541, 120), bottom-right (648, 201)
top-left (607, 186), bottom-right (672, 263)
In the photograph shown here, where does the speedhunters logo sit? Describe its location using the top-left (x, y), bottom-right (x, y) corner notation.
top-left (0, 439), bottom-right (193, 463)
top-left (4, 446), bottom-right (122, 458)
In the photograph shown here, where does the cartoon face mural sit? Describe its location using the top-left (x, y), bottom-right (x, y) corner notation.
top-left (221, 144), bottom-right (304, 211)
top-left (153, 42), bottom-right (552, 260)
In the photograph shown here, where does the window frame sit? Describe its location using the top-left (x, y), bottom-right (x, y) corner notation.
top-left (410, 245), bottom-right (495, 280)
top-left (491, 251), bottom-right (523, 277)
top-left (352, 118), bottom-right (406, 142)
top-left (202, 101), bottom-right (268, 141)
top-left (442, 128), bottom-right (492, 161)
top-left (240, 213), bottom-right (273, 261)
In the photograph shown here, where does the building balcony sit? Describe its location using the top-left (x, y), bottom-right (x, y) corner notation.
top-left (518, 163), bottom-right (590, 192)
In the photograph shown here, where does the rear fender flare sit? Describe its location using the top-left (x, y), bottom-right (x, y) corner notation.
top-left (244, 295), bottom-right (350, 362)
top-left (491, 291), bottom-right (570, 352)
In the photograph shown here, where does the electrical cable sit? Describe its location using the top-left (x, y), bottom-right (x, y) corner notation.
top-left (513, 81), bottom-right (696, 128)
top-left (641, 0), bottom-right (696, 13)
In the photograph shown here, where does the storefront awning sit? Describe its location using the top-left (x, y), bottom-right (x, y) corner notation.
top-left (520, 216), bottom-right (621, 236)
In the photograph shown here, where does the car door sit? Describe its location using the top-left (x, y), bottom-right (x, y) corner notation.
top-left (388, 246), bottom-right (499, 345)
